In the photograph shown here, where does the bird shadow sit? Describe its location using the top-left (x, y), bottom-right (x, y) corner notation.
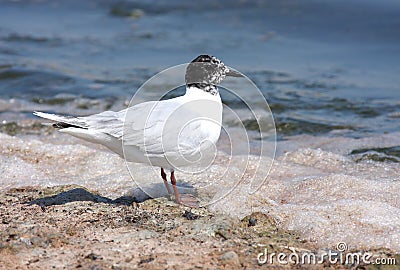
top-left (26, 182), bottom-right (197, 209)
top-left (27, 187), bottom-right (137, 208)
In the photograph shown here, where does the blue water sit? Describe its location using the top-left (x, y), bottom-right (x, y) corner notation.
top-left (0, 0), bottom-right (399, 138)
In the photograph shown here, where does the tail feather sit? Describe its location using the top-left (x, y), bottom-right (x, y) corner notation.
top-left (33, 111), bottom-right (88, 129)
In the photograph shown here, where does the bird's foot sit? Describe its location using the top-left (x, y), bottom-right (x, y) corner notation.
top-left (177, 194), bottom-right (199, 208)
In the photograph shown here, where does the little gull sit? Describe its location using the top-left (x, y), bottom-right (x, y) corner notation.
top-left (34, 55), bottom-right (242, 207)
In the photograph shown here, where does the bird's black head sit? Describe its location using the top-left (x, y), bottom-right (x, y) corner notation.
top-left (185, 55), bottom-right (241, 95)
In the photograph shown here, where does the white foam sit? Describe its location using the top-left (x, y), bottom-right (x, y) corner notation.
top-left (211, 144), bottom-right (400, 252)
top-left (2, 132), bottom-right (400, 252)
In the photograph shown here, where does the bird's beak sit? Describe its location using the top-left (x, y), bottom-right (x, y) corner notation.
top-left (226, 69), bottom-right (243, 77)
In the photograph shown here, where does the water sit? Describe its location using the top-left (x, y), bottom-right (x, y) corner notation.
top-left (1, 0), bottom-right (400, 253)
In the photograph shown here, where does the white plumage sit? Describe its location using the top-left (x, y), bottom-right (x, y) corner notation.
top-left (34, 54), bottom-right (242, 207)
top-left (34, 86), bottom-right (222, 169)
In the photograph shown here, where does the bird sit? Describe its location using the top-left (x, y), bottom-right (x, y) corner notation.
top-left (33, 55), bottom-right (243, 207)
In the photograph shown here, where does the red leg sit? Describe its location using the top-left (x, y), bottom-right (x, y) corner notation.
top-left (170, 171), bottom-right (199, 208)
top-left (170, 170), bottom-right (181, 203)
top-left (161, 168), bottom-right (172, 195)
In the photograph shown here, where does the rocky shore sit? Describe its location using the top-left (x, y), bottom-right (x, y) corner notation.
top-left (0, 185), bottom-right (308, 269)
top-left (1, 123), bottom-right (399, 269)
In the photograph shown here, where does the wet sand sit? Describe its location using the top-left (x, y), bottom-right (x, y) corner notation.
top-left (0, 185), bottom-right (307, 269)
top-left (1, 185), bottom-right (397, 269)
top-left (1, 122), bottom-right (400, 268)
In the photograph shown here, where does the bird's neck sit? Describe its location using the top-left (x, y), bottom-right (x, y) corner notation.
top-left (186, 83), bottom-right (218, 96)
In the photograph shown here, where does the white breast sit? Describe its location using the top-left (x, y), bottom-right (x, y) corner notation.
top-left (156, 87), bottom-right (222, 169)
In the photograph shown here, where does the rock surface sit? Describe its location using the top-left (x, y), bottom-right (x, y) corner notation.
top-left (1, 185), bottom-right (396, 269)
top-left (0, 185), bottom-right (305, 269)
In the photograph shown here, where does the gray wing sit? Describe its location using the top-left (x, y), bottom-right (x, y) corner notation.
top-left (34, 97), bottom-right (204, 158)
top-left (121, 98), bottom-right (203, 157)
top-left (78, 98), bottom-right (203, 157)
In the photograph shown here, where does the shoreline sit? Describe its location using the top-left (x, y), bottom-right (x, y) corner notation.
top-left (0, 185), bottom-right (307, 269)
top-left (1, 120), bottom-right (400, 262)
top-left (1, 185), bottom-right (397, 269)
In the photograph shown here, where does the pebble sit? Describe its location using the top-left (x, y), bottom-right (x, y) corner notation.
top-left (220, 251), bottom-right (240, 265)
